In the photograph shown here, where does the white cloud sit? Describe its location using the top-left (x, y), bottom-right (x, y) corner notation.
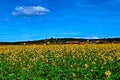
top-left (91, 36), bottom-right (99, 39)
top-left (12, 6), bottom-right (50, 16)
top-left (83, 36), bottom-right (99, 39)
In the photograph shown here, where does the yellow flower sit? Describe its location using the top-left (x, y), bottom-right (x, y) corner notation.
top-left (116, 53), bottom-right (120, 60)
top-left (92, 61), bottom-right (96, 64)
top-left (84, 64), bottom-right (89, 68)
top-left (72, 73), bottom-right (76, 77)
top-left (105, 70), bottom-right (111, 77)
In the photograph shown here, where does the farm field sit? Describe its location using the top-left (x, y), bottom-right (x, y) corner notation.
top-left (0, 44), bottom-right (120, 80)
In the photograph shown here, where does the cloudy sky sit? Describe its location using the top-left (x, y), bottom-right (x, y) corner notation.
top-left (0, 0), bottom-right (120, 41)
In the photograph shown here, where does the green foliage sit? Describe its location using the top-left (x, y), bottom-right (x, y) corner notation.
top-left (0, 44), bottom-right (120, 79)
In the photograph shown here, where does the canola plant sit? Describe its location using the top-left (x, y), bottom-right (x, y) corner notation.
top-left (0, 44), bottom-right (120, 79)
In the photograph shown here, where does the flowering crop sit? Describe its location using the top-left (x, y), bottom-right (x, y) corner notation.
top-left (0, 44), bottom-right (120, 79)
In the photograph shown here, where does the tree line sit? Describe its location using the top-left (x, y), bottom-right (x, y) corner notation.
top-left (0, 38), bottom-right (120, 45)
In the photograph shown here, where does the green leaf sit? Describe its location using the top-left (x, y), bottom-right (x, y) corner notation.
top-left (81, 68), bottom-right (85, 75)
top-left (8, 73), bottom-right (14, 79)
top-left (0, 74), bottom-right (3, 79)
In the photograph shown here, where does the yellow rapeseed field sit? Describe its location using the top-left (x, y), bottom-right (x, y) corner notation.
top-left (0, 44), bottom-right (120, 79)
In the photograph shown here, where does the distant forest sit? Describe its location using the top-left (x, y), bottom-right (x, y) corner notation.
top-left (0, 38), bottom-right (120, 45)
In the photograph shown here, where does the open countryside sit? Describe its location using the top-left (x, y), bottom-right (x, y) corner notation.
top-left (0, 0), bottom-right (120, 79)
top-left (0, 44), bottom-right (120, 79)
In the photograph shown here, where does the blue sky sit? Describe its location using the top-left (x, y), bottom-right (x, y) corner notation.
top-left (0, 0), bottom-right (120, 41)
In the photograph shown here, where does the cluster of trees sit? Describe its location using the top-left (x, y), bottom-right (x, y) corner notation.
top-left (0, 38), bottom-right (120, 45)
